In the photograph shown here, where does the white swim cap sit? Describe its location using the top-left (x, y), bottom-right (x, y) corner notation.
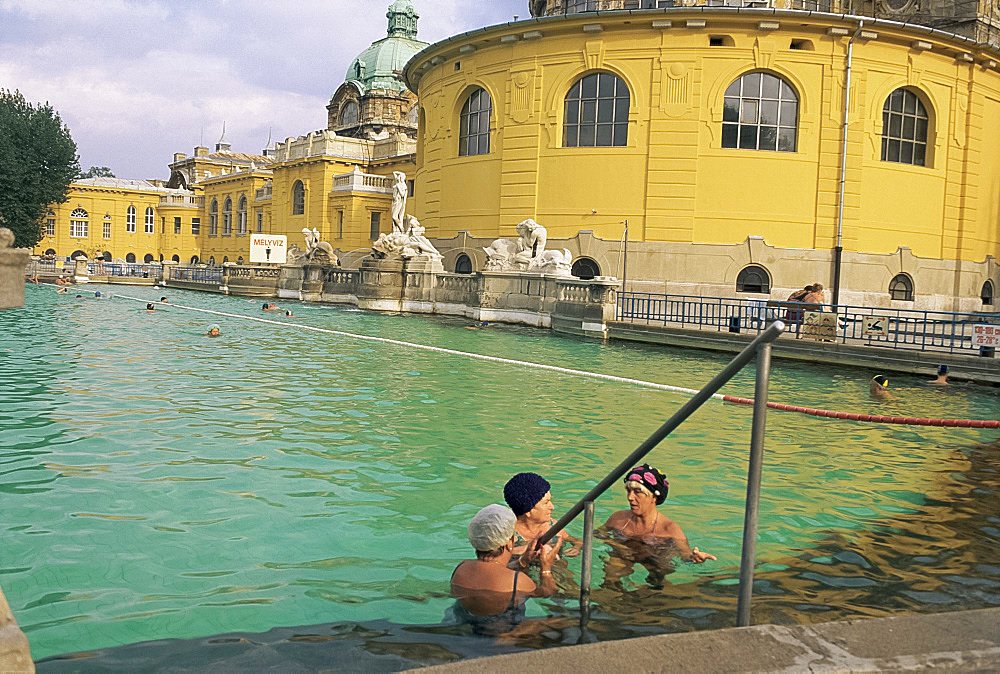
top-left (467, 504), bottom-right (516, 552)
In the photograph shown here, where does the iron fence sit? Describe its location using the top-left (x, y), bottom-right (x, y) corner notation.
top-left (88, 262), bottom-right (163, 280)
top-left (617, 291), bottom-right (1000, 355)
top-left (169, 266), bottom-right (223, 284)
top-left (25, 260), bottom-right (70, 276)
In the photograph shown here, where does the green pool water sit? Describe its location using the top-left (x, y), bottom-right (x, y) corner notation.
top-left (2, 285), bottom-right (999, 661)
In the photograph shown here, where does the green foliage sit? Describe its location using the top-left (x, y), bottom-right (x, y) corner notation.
top-left (79, 166), bottom-right (114, 178)
top-left (0, 89), bottom-right (80, 248)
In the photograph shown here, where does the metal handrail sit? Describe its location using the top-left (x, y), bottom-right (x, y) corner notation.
top-left (537, 320), bottom-right (786, 628)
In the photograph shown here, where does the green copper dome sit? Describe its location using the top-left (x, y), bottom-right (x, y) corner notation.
top-left (345, 0), bottom-right (427, 95)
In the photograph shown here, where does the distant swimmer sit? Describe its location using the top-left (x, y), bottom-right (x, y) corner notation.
top-left (145, 303), bottom-right (156, 313)
top-left (262, 303), bottom-right (279, 312)
top-left (75, 294), bottom-right (83, 299)
top-left (930, 365), bottom-right (949, 386)
top-left (285, 309), bottom-right (295, 317)
top-left (55, 276), bottom-right (70, 286)
top-left (205, 324), bottom-right (221, 338)
top-left (94, 291), bottom-right (102, 298)
top-left (160, 297), bottom-right (168, 303)
top-left (870, 375), bottom-right (895, 399)
top-left (466, 321), bottom-right (489, 330)
top-left (56, 287), bottom-right (67, 294)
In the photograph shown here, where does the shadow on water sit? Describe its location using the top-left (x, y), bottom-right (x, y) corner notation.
top-left (37, 439), bottom-right (1000, 671)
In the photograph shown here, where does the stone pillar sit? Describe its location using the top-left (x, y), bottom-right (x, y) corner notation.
top-left (357, 257), bottom-right (405, 311)
top-left (401, 255), bottom-right (444, 312)
top-left (551, 277), bottom-right (620, 338)
top-left (0, 228), bottom-right (30, 310)
top-left (0, 587), bottom-right (33, 673)
top-left (72, 255), bottom-right (89, 284)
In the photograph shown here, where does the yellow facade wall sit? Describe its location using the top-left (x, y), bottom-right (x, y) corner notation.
top-left (407, 11), bottom-right (1000, 263)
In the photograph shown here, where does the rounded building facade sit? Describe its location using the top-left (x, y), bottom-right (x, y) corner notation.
top-left (405, 10), bottom-right (1000, 309)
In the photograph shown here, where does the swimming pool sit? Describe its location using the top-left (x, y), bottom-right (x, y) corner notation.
top-left (3, 285), bottom-right (999, 662)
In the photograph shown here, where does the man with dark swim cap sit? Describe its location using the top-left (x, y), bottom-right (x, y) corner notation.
top-left (503, 472), bottom-right (580, 564)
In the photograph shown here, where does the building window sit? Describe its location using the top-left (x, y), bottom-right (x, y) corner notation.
top-left (144, 253), bottom-right (155, 263)
top-left (564, 0), bottom-right (602, 11)
top-left (256, 210), bottom-right (263, 234)
top-left (192, 217), bottom-right (201, 235)
top-left (881, 88), bottom-right (929, 166)
top-left (209, 199), bottom-right (218, 236)
top-left (407, 179), bottom-right (415, 197)
top-left (292, 181), bottom-right (305, 215)
top-left (69, 208), bottom-right (89, 238)
top-left (208, 256), bottom-right (216, 266)
top-left (237, 196), bottom-right (247, 236)
top-left (222, 197), bottom-right (233, 236)
top-left (127, 205), bottom-right (136, 233)
top-left (459, 88), bottom-right (492, 156)
top-left (126, 253), bottom-right (136, 263)
top-left (455, 253), bottom-right (473, 274)
top-left (982, 280), bottom-right (995, 306)
top-left (174, 217), bottom-right (181, 234)
top-left (144, 206), bottom-right (154, 234)
top-left (571, 257), bottom-right (601, 280)
top-left (889, 273), bottom-right (914, 301)
top-left (369, 211), bottom-right (381, 239)
top-left (339, 101), bottom-right (359, 126)
top-left (564, 72), bottom-right (630, 147)
top-left (736, 265), bottom-right (771, 293)
top-left (723, 72), bottom-right (798, 152)
top-left (337, 210), bottom-right (344, 239)
top-left (190, 255), bottom-right (199, 264)
top-left (103, 216), bottom-right (111, 239)
top-left (45, 211), bottom-right (55, 237)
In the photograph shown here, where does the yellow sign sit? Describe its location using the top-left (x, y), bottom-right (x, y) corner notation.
top-left (802, 311), bottom-right (838, 341)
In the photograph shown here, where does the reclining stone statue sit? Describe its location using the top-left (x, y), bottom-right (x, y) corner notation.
top-left (482, 219), bottom-right (572, 276)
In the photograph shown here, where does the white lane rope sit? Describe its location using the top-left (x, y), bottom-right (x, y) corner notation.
top-left (112, 293), bottom-right (724, 400)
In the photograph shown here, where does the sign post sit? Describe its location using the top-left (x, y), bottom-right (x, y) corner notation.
top-left (249, 235), bottom-right (287, 264)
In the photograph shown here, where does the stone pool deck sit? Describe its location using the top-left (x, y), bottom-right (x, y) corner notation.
top-left (422, 607), bottom-right (1000, 673)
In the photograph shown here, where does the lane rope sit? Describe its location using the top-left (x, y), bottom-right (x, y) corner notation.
top-left (109, 293), bottom-right (999, 430)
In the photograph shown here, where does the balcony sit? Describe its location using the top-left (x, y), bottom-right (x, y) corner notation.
top-left (331, 168), bottom-right (393, 194)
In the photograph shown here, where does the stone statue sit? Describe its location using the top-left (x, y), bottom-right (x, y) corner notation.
top-left (289, 227), bottom-right (338, 265)
top-left (371, 216), bottom-right (442, 260)
top-left (391, 171), bottom-right (408, 233)
top-left (483, 238), bottom-right (519, 270)
top-left (482, 219), bottom-right (571, 276)
top-left (404, 217), bottom-right (442, 258)
top-left (513, 219), bottom-right (547, 267)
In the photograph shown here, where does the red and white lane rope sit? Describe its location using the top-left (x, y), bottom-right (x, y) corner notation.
top-left (722, 396), bottom-right (1000, 429)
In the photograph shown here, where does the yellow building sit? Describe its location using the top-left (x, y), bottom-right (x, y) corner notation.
top-left (405, 9), bottom-right (1000, 308)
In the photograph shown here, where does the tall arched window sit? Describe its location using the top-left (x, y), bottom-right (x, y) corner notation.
top-left (222, 197), bottom-right (233, 236)
top-left (564, 72), bottom-right (629, 147)
top-left (209, 199), bottom-right (219, 236)
top-left (144, 206), bottom-right (154, 233)
top-left (292, 181), bottom-right (305, 215)
top-left (126, 205), bottom-right (136, 233)
top-left (237, 196), bottom-right (247, 236)
top-left (980, 280), bottom-right (994, 306)
top-left (881, 88), bottom-right (929, 166)
top-left (339, 101), bottom-right (359, 126)
top-left (723, 72), bottom-right (798, 152)
top-left (889, 273), bottom-right (914, 301)
top-left (459, 88), bottom-right (492, 156)
top-left (736, 265), bottom-right (771, 293)
top-left (69, 208), bottom-right (89, 238)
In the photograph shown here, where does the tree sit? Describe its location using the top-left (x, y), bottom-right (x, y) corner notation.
top-left (79, 166), bottom-right (114, 179)
top-left (0, 90), bottom-right (80, 249)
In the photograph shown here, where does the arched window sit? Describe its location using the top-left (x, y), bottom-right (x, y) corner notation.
top-left (889, 273), bottom-right (914, 301)
top-left (45, 248), bottom-right (56, 256)
top-left (69, 208), bottom-right (89, 238)
top-left (102, 251), bottom-right (112, 262)
top-left (209, 199), bottom-right (219, 236)
top-left (571, 257), bottom-right (601, 280)
top-left (881, 88), bottom-right (929, 166)
top-left (723, 72), bottom-right (798, 152)
top-left (126, 205), bottom-right (136, 233)
top-left (190, 255), bottom-right (200, 264)
top-left (455, 253), bottom-right (473, 274)
top-left (736, 265), bottom-right (771, 293)
top-left (171, 254), bottom-right (180, 263)
top-left (70, 250), bottom-right (86, 260)
top-left (339, 101), bottom-right (359, 126)
top-left (459, 88), bottom-right (492, 156)
top-left (564, 72), bottom-right (629, 147)
top-left (980, 280), bottom-right (994, 306)
top-left (208, 256), bottom-right (216, 266)
top-left (237, 196), bottom-right (247, 236)
top-left (292, 181), bottom-right (305, 215)
top-left (126, 253), bottom-right (136, 263)
top-left (222, 197), bottom-right (233, 236)
top-left (237, 256), bottom-right (245, 265)
top-left (144, 253), bottom-right (155, 263)
top-left (144, 206), bottom-right (154, 233)
top-left (222, 256), bottom-right (229, 264)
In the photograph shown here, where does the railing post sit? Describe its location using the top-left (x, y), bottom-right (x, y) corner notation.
top-left (736, 341), bottom-right (773, 627)
top-left (579, 500), bottom-right (595, 626)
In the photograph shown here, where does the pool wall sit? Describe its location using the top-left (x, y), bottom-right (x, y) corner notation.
top-left (0, 588), bottom-right (33, 673)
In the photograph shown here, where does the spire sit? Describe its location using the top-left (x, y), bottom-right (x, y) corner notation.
top-left (216, 122), bottom-right (231, 152)
top-left (386, 0), bottom-right (418, 39)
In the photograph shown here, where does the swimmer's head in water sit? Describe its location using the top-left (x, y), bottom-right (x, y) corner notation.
top-left (75, 294), bottom-right (83, 298)
top-left (285, 310), bottom-right (293, 316)
top-left (209, 324), bottom-right (220, 332)
top-left (503, 472), bottom-right (550, 517)
top-left (937, 364), bottom-right (949, 376)
top-left (160, 297), bottom-right (167, 302)
top-left (94, 291), bottom-right (101, 297)
top-left (467, 504), bottom-right (516, 552)
top-left (146, 303), bottom-right (154, 310)
top-left (624, 464), bottom-right (669, 504)
top-left (872, 375), bottom-right (889, 388)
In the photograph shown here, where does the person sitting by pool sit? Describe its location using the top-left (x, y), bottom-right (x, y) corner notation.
top-left (145, 303), bottom-right (156, 313)
top-left (450, 504), bottom-right (561, 636)
top-left (600, 464), bottom-right (715, 588)
top-left (503, 472), bottom-right (580, 567)
top-left (205, 324), bottom-right (221, 338)
top-left (870, 375), bottom-right (894, 399)
top-left (930, 365), bottom-right (949, 386)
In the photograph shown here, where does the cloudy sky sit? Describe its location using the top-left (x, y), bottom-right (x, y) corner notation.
top-left (0, 0), bottom-right (525, 180)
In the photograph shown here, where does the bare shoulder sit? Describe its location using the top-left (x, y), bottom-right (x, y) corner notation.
top-left (605, 510), bottom-right (630, 528)
top-left (658, 516), bottom-right (686, 539)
